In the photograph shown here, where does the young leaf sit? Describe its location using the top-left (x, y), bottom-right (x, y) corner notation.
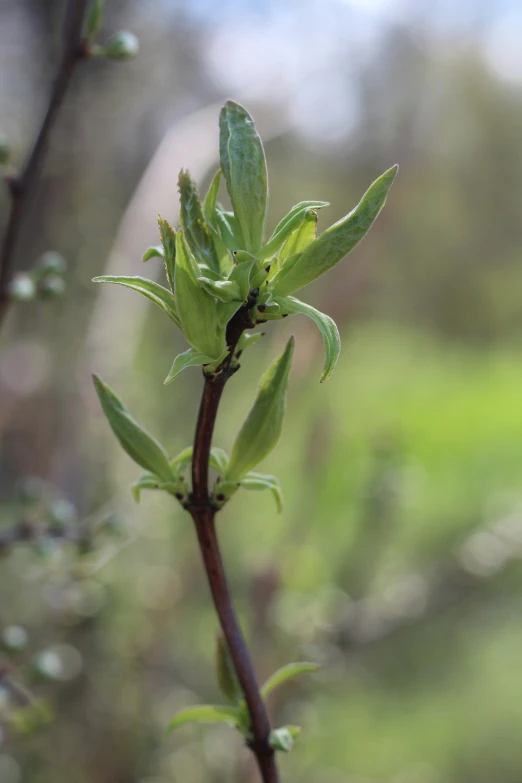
top-left (178, 170), bottom-right (219, 273)
top-left (174, 231), bottom-right (226, 359)
top-left (216, 633), bottom-right (243, 705)
top-left (272, 295), bottom-right (340, 383)
top-left (197, 277), bottom-right (242, 303)
top-left (236, 331), bottom-right (265, 354)
top-left (215, 208), bottom-right (245, 251)
top-left (241, 472), bottom-right (283, 512)
top-left (258, 202), bottom-right (328, 261)
top-left (85, 0), bottom-right (104, 41)
top-left (278, 209), bottom-right (318, 264)
top-left (93, 375), bottom-right (174, 482)
top-left (224, 337), bottom-right (294, 481)
top-left (92, 275), bottom-right (180, 328)
top-left (164, 347), bottom-right (225, 386)
top-left (219, 101), bottom-right (268, 254)
top-left (269, 726), bottom-right (301, 753)
top-left (142, 245), bottom-right (164, 262)
top-left (272, 165), bottom-right (398, 296)
top-left (209, 447), bottom-right (229, 474)
top-left (131, 473), bottom-right (187, 504)
top-left (165, 704), bottom-right (239, 735)
top-left (168, 446), bottom-right (228, 475)
top-left (261, 662), bottom-right (320, 700)
top-left (203, 169), bottom-right (221, 227)
top-left (158, 216), bottom-right (176, 291)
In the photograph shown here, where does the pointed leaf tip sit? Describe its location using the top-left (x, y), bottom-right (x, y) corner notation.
top-left (93, 374), bottom-right (173, 482)
top-left (272, 164), bottom-right (398, 296)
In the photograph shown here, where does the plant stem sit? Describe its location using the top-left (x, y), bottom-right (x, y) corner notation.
top-left (188, 310), bottom-right (280, 783)
top-left (0, 0), bottom-right (89, 328)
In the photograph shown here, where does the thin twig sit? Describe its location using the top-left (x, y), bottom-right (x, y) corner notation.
top-left (188, 307), bottom-right (280, 783)
top-left (0, 0), bottom-right (89, 328)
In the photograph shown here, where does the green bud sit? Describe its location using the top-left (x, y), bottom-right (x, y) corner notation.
top-left (102, 30), bottom-right (139, 60)
top-left (38, 275), bottom-right (66, 299)
top-left (8, 273), bottom-right (36, 302)
top-left (224, 337), bottom-right (294, 481)
top-left (269, 726), bottom-right (301, 753)
top-left (37, 251), bottom-right (67, 277)
top-left (0, 135), bottom-right (10, 165)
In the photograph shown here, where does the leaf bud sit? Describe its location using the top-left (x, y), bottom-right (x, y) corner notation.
top-left (102, 31), bottom-right (139, 60)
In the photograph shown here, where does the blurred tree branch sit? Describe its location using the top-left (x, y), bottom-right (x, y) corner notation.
top-left (0, 0), bottom-right (89, 328)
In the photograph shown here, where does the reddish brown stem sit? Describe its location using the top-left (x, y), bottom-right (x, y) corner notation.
top-left (0, 0), bottom-right (89, 328)
top-left (188, 310), bottom-right (280, 783)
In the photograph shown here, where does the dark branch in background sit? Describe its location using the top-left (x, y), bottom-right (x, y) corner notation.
top-left (188, 306), bottom-right (280, 783)
top-left (0, 0), bottom-right (89, 328)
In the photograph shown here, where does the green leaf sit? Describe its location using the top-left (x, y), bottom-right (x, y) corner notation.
top-left (219, 101), bottom-right (268, 254)
top-left (278, 209), bottom-right (318, 264)
top-left (198, 277), bottom-right (242, 303)
top-left (272, 296), bottom-right (340, 383)
top-left (269, 726), bottom-right (301, 753)
top-left (224, 337), bottom-right (294, 481)
top-left (93, 375), bottom-right (174, 482)
top-left (259, 202), bottom-right (328, 261)
top-left (216, 633), bottom-right (243, 705)
top-left (203, 169), bottom-right (221, 227)
top-left (209, 447), bottom-right (229, 473)
top-left (142, 245), bottom-right (164, 262)
top-left (165, 704), bottom-right (239, 735)
top-left (261, 662), bottom-right (320, 700)
top-left (202, 171), bottom-right (234, 275)
top-left (272, 165), bottom-right (398, 296)
top-left (229, 256), bottom-right (255, 301)
top-left (236, 331), bottom-right (265, 354)
top-left (85, 0), bottom-right (104, 41)
top-left (158, 216), bottom-right (176, 291)
top-left (214, 208), bottom-right (245, 252)
top-left (240, 472), bottom-right (284, 512)
top-left (168, 446), bottom-right (228, 476)
top-left (131, 473), bottom-right (187, 503)
top-left (178, 170), bottom-right (219, 273)
top-left (164, 347), bottom-right (225, 385)
top-left (92, 275), bottom-right (180, 328)
top-left (174, 231), bottom-right (226, 359)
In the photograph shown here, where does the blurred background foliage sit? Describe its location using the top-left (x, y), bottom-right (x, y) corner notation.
top-left (1, 0), bottom-right (522, 782)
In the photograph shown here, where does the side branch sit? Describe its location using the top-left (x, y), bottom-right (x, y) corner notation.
top-left (0, 0), bottom-right (89, 327)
